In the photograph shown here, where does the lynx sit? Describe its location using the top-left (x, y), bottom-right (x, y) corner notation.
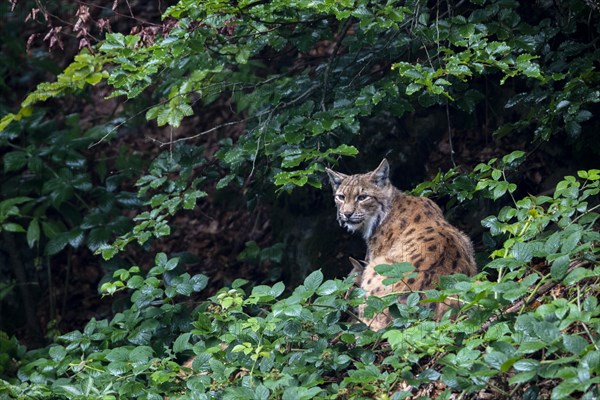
top-left (326, 159), bottom-right (476, 330)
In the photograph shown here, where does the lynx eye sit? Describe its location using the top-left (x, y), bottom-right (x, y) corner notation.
top-left (357, 194), bottom-right (369, 201)
top-left (335, 194), bottom-right (345, 201)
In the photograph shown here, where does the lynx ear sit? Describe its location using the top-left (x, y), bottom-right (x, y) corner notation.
top-left (325, 168), bottom-right (347, 190)
top-left (371, 158), bottom-right (390, 187)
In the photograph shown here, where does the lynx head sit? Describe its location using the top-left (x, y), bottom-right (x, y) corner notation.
top-left (325, 159), bottom-right (394, 240)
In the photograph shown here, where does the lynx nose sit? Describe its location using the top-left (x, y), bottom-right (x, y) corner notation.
top-left (343, 211), bottom-right (354, 219)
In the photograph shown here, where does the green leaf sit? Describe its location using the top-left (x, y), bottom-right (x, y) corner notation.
top-left (105, 347), bottom-right (129, 363)
top-left (191, 274), bottom-right (209, 292)
top-left (155, 252), bottom-right (168, 267)
top-left (49, 345), bottom-right (67, 362)
top-left (26, 218), bottom-right (40, 248)
top-left (216, 174), bottom-right (236, 190)
top-left (270, 281), bottom-right (285, 298)
top-left (374, 262), bottom-right (415, 278)
top-left (57, 384), bottom-right (83, 396)
top-left (156, 102), bottom-right (194, 128)
top-left (67, 228), bottom-right (85, 248)
top-left (316, 280), bottom-right (338, 296)
top-left (544, 232), bottom-right (561, 254)
top-left (565, 120), bottom-right (581, 138)
top-left (254, 385), bottom-right (270, 400)
top-left (165, 257), bottom-right (179, 271)
top-left (129, 345), bottom-right (153, 365)
top-left (46, 233), bottom-right (70, 255)
top-left (508, 370), bottom-right (537, 385)
top-left (533, 321), bottom-right (560, 344)
top-left (484, 351), bottom-right (508, 370)
top-left (3, 151), bottom-right (28, 172)
top-left (511, 242), bottom-right (533, 263)
top-left (0, 113), bottom-right (16, 132)
top-left (107, 361), bottom-right (130, 376)
top-left (563, 267), bottom-right (600, 285)
top-left (513, 359), bottom-right (540, 372)
top-left (328, 144), bottom-right (359, 157)
top-left (550, 254), bottom-right (570, 280)
top-left (282, 304), bottom-right (302, 317)
top-left (174, 333), bottom-right (193, 353)
top-left (561, 230), bottom-right (582, 253)
top-left (126, 275), bottom-right (144, 289)
top-left (562, 335), bottom-right (588, 356)
top-left (551, 381), bottom-right (581, 400)
top-left (344, 365), bottom-right (382, 384)
top-left (304, 270), bottom-right (324, 291)
top-left (2, 223), bottom-right (25, 233)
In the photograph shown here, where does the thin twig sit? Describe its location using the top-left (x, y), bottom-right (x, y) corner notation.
top-left (169, 126), bottom-right (173, 159)
top-left (147, 119), bottom-right (244, 147)
top-left (89, 76), bottom-right (288, 148)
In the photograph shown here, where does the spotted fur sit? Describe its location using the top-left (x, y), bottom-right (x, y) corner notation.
top-left (326, 159), bottom-right (476, 330)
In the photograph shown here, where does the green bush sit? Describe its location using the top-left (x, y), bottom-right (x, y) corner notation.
top-left (4, 0), bottom-right (599, 191)
top-left (1, 167), bottom-right (598, 399)
top-left (0, 110), bottom-right (140, 255)
top-left (1, 1), bottom-right (599, 399)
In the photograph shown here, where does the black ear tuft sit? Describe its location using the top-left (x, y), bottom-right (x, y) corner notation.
top-left (371, 159), bottom-right (390, 187)
top-left (325, 168), bottom-right (347, 190)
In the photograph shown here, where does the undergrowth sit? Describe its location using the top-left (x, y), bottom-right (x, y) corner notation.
top-left (1, 162), bottom-right (598, 400)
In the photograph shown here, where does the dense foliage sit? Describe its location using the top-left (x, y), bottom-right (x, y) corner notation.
top-left (1, 0), bottom-right (599, 399)
top-left (2, 169), bottom-right (599, 399)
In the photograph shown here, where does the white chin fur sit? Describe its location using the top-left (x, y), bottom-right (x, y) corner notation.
top-left (341, 220), bottom-right (362, 232)
top-left (344, 223), bottom-right (360, 232)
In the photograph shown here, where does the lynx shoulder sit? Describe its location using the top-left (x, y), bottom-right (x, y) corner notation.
top-left (326, 159), bottom-right (476, 330)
